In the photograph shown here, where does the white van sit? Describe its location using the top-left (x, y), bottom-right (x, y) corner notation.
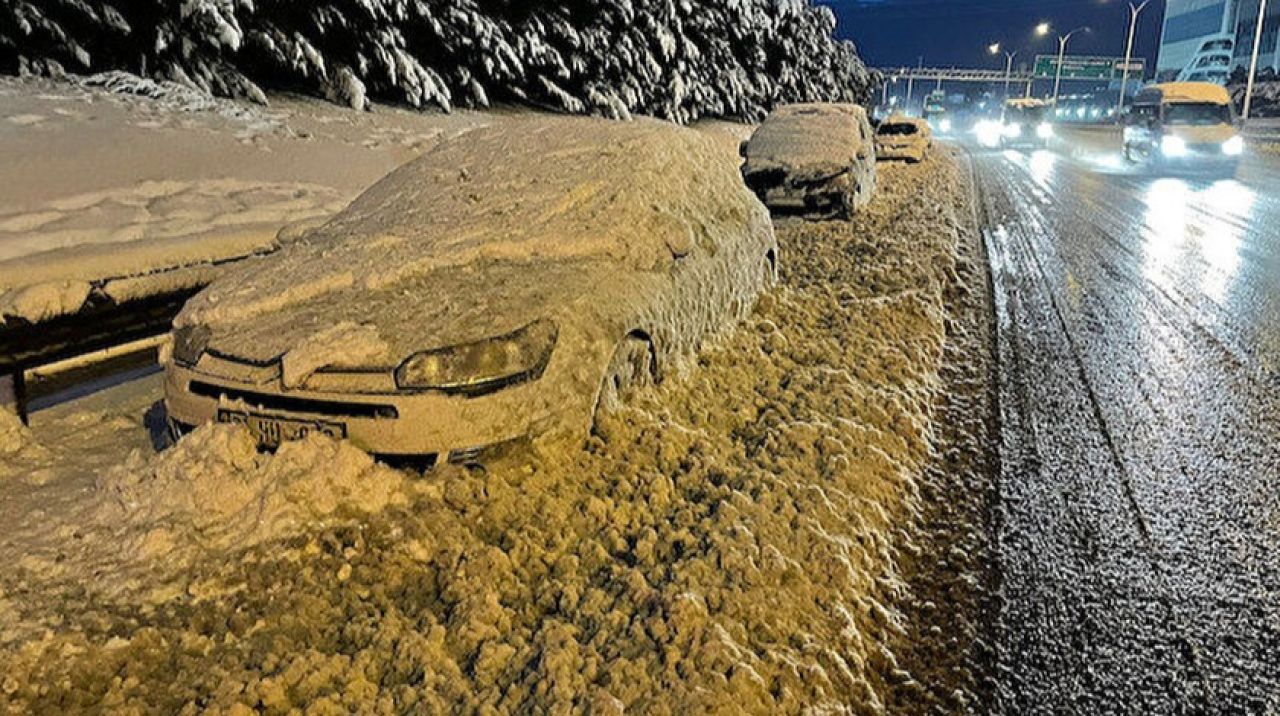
top-left (1122, 82), bottom-right (1243, 174)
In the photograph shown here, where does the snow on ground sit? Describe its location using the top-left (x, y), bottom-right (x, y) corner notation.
top-left (0, 75), bottom-right (493, 321)
top-left (0, 130), bottom-right (980, 710)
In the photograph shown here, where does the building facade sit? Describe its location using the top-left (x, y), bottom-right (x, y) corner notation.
top-left (1156, 0), bottom-right (1280, 83)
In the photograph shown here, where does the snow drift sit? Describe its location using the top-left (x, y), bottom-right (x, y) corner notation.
top-left (0, 151), bottom-right (978, 712)
top-left (1, 0), bottom-right (874, 122)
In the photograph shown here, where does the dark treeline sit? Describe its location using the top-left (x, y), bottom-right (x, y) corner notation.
top-left (3, 0), bottom-right (875, 122)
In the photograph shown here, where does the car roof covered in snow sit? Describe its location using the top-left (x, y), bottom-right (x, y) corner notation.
top-left (1134, 82), bottom-right (1231, 105)
top-left (743, 103), bottom-right (871, 176)
top-left (176, 115), bottom-right (770, 329)
top-left (1005, 98), bottom-right (1048, 109)
top-left (879, 114), bottom-right (928, 128)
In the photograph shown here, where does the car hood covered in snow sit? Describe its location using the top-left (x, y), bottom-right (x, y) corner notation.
top-left (175, 115), bottom-right (769, 366)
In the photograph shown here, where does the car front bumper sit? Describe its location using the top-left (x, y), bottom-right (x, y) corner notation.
top-left (164, 361), bottom-right (566, 461)
top-left (875, 145), bottom-right (923, 160)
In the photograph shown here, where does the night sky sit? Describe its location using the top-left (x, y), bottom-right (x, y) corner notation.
top-left (820, 0), bottom-right (1167, 71)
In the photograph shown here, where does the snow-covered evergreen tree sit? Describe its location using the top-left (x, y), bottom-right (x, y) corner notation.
top-left (1, 0), bottom-right (874, 121)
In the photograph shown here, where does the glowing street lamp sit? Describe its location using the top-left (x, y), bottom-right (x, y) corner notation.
top-left (1036, 23), bottom-right (1051, 37)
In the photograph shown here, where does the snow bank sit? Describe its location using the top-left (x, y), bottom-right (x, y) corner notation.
top-left (0, 152), bottom-right (977, 712)
top-left (1, 0), bottom-right (873, 122)
top-left (0, 179), bottom-right (346, 323)
top-left (0, 408), bottom-right (35, 457)
top-left (93, 423), bottom-right (417, 564)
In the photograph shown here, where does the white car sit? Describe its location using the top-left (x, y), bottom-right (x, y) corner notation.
top-left (165, 117), bottom-right (778, 465)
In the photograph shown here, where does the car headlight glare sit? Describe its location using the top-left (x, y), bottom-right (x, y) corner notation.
top-left (1161, 136), bottom-right (1188, 157)
top-left (1037, 123), bottom-right (1054, 139)
top-left (395, 319), bottom-right (557, 395)
top-left (939, 118), bottom-right (953, 133)
top-left (1222, 136), bottom-right (1244, 156)
top-left (172, 325), bottom-right (211, 367)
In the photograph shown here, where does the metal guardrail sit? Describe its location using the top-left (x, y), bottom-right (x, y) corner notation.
top-left (0, 288), bottom-right (199, 423)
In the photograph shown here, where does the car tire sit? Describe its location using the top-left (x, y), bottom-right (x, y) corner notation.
top-left (594, 335), bottom-right (655, 421)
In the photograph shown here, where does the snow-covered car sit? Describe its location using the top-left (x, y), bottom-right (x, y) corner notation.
top-left (741, 103), bottom-right (876, 219)
top-left (163, 117), bottom-right (778, 464)
top-left (875, 115), bottom-right (932, 163)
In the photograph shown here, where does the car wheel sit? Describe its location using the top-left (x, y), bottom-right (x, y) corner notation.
top-left (594, 335), bottom-right (655, 420)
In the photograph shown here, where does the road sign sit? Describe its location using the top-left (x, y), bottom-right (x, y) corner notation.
top-left (1033, 55), bottom-right (1146, 81)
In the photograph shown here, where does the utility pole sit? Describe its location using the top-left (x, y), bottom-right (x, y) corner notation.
top-left (1244, 0), bottom-right (1270, 120)
top-left (1118, 1), bottom-right (1152, 118)
top-left (1003, 51), bottom-right (1018, 101)
top-left (1053, 27), bottom-right (1089, 107)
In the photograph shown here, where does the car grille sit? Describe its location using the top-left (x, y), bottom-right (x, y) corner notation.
top-left (190, 381), bottom-right (399, 419)
top-left (1189, 143), bottom-right (1222, 155)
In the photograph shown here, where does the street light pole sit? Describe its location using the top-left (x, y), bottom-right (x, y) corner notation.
top-left (1004, 51), bottom-right (1018, 101)
top-left (1244, 0), bottom-right (1270, 121)
top-left (1053, 27), bottom-right (1089, 107)
top-left (1118, 0), bottom-right (1152, 118)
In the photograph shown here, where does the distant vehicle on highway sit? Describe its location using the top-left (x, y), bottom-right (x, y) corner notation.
top-left (1122, 82), bottom-right (1243, 175)
top-left (875, 114), bottom-right (932, 163)
top-left (999, 98), bottom-right (1054, 150)
top-left (164, 117), bottom-right (779, 464)
top-left (741, 103), bottom-right (877, 219)
top-left (923, 90), bottom-right (951, 133)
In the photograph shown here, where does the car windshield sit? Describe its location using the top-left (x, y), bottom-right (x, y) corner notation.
top-left (878, 123), bottom-right (918, 136)
top-left (1164, 102), bottom-right (1231, 126)
top-left (1008, 107), bottom-right (1045, 123)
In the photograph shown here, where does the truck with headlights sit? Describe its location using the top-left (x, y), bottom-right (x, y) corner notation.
top-left (998, 98), bottom-right (1053, 150)
top-left (1122, 82), bottom-right (1242, 175)
top-left (163, 117), bottom-right (778, 465)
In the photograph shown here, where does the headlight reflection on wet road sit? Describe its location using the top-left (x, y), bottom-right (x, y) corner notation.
top-left (1142, 178), bottom-right (1255, 305)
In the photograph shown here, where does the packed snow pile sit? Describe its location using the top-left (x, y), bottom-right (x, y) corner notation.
top-left (1, 0), bottom-right (873, 122)
top-left (0, 179), bottom-right (346, 323)
top-left (92, 423), bottom-right (418, 564)
top-left (0, 408), bottom-right (40, 460)
top-left (0, 152), bottom-right (976, 712)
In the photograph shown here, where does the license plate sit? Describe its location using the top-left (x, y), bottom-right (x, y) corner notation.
top-left (217, 409), bottom-right (346, 447)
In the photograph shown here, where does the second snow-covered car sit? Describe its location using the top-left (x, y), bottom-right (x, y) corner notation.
top-left (164, 117), bottom-right (778, 464)
top-left (999, 98), bottom-right (1053, 150)
top-left (741, 103), bottom-right (877, 219)
top-left (875, 114), bottom-right (933, 163)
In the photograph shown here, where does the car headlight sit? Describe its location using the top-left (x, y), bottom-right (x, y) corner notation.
top-left (394, 319), bottom-right (557, 395)
top-left (172, 324), bottom-right (211, 367)
top-left (939, 118), bottom-right (953, 133)
top-left (1037, 123), bottom-right (1054, 139)
top-left (1222, 136), bottom-right (1244, 156)
top-left (1161, 136), bottom-right (1188, 157)
top-left (1003, 123), bottom-right (1023, 138)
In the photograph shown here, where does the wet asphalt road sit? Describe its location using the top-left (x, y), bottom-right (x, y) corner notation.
top-left (973, 137), bottom-right (1280, 714)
